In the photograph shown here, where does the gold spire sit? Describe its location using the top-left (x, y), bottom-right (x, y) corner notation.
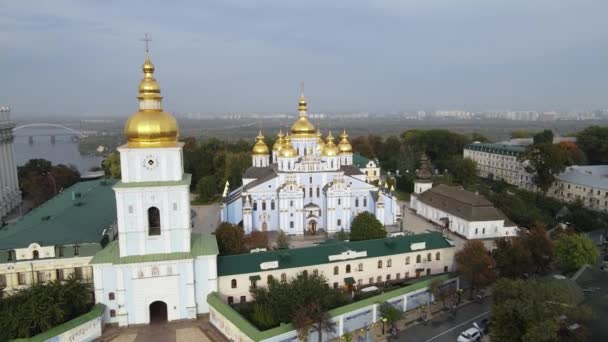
top-left (125, 46), bottom-right (179, 148)
top-left (272, 129), bottom-right (285, 152)
top-left (279, 133), bottom-right (297, 157)
top-left (291, 84), bottom-right (315, 137)
top-left (252, 130), bottom-right (270, 155)
top-left (338, 129), bottom-right (353, 154)
top-left (323, 131), bottom-right (339, 156)
top-left (316, 128), bottom-right (325, 154)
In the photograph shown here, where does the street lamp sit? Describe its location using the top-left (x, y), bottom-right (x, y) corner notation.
top-left (381, 317), bottom-right (388, 335)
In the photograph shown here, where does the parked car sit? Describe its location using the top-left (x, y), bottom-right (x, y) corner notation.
top-left (457, 327), bottom-right (482, 342)
top-left (474, 318), bottom-right (491, 334)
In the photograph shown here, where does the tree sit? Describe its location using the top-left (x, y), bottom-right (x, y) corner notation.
top-left (18, 160), bottom-right (80, 207)
top-left (275, 229), bottom-right (290, 249)
top-left (246, 231), bottom-right (269, 250)
top-left (379, 302), bottom-right (404, 326)
top-left (454, 240), bottom-right (496, 297)
top-left (576, 125), bottom-right (608, 164)
top-left (533, 129), bottom-right (554, 145)
top-left (521, 222), bottom-right (554, 273)
top-left (493, 238), bottom-right (532, 279)
top-left (335, 228), bottom-right (349, 241)
top-left (214, 222), bottom-right (246, 255)
top-left (349, 212), bottom-right (387, 241)
top-left (440, 156), bottom-right (478, 187)
top-left (195, 175), bottom-right (217, 203)
top-left (510, 130), bottom-right (535, 139)
top-left (554, 233), bottom-right (599, 273)
top-left (491, 278), bottom-right (591, 342)
top-left (101, 152), bottom-right (121, 179)
top-left (521, 142), bottom-right (567, 193)
top-left (470, 132), bottom-right (489, 142)
top-left (429, 278), bottom-right (455, 309)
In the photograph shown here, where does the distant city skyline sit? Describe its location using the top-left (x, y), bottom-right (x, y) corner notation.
top-left (1, 1), bottom-right (608, 117)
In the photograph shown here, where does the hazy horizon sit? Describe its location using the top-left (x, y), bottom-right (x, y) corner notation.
top-left (1, 1), bottom-right (608, 118)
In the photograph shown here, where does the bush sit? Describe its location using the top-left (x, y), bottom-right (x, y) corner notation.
top-left (350, 212), bottom-right (387, 241)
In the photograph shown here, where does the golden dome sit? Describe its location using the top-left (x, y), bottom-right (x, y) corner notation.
top-left (338, 129), bottom-right (353, 154)
top-left (279, 134), bottom-right (297, 157)
top-left (125, 53), bottom-right (179, 148)
top-left (291, 90), bottom-right (316, 137)
top-left (316, 129), bottom-right (325, 154)
top-left (252, 130), bottom-right (270, 155)
top-left (323, 131), bottom-right (339, 156)
top-left (272, 129), bottom-right (285, 152)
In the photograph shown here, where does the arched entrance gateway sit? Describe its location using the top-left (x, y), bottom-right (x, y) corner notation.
top-left (149, 301), bottom-right (168, 324)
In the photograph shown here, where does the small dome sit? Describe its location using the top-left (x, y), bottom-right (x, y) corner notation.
top-left (252, 131), bottom-right (269, 155)
top-left (316, 129), bottom-right (325, 154)
top-left (323, 131), bottom-right (339, 156)
top-left (338, 129), bottom-right (353, 154)
top-left (280, 134), bottom-right (297, 157)
top-left (272, 130), bottom-right (285, 152)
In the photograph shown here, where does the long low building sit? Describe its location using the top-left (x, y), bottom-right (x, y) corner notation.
top-left (217, 232), bottom-right (455, 304)
top-left (550, 165), bottom-right (608, 212)
top-left (0, 179), bottom-right (117, 294)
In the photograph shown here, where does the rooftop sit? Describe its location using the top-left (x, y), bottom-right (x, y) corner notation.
top-left (217, 232), bottom-right (453, 276)
top-left (417, 184), bottom-right (514, 224)
top-left (0, 179), bottom-right (117, 251)
top-left (464, 142), bottom-right (526, 156)
top-left (556, 165), bottom-right (608, 190)
top-left (90, 233), bottom-right (218, 264)
top-left (353, 153), bottom-right (373, 168)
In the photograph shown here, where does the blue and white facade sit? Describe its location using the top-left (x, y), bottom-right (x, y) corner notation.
top-left (221, 94), bottom-right (400, 235)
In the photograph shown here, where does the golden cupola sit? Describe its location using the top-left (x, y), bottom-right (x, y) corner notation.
top-left (252, 130), bottom-right (270, 155)
top-left (273, 129), bottom-right (285, 152)
top-left (323, 131), bottom-right (340, 156)
top-left (316, 128), bottom-right (326, 154)
top-left (279, 134), bottom-right (297, 157)
top-left (290, 90), bottom-right (315, 138)
top-left (124, 53), bottom-right (179, 148)
top-left (338, 129), bottom-right (353, 154)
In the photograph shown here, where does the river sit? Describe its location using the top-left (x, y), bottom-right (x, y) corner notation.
top-left (13, 127), bottom-right (104, 174)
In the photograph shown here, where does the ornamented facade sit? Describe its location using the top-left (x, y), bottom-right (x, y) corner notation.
top-left (221, 93), bottom-right (400, 235)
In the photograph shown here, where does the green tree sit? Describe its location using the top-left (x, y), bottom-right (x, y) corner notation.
top-left (101, 152), bottom-right (121, 179)
top-left (521, 223), bottom-right (554, 273)
top-left (349, 212), bottom-right (387, 241)
top-left (554, 233), bottom-right (599, 273)
top-left (335, 228), bottom-right (349, 241)
top-left (214, 222), bottom-right (246, 255)
top-left (576, 125), bottom-right (608, 164)
top-left (470, 132), bottom-right (489, 142)
top-left (379, 302), bottom-right (404, 326)
top-left (455, 240), bottom-right (496, 298)
top-left (493, 237), bottom-right (532, 279)
top-left (440, 156), bottom-right (478, 187)
top-left (195, 175), bottom-right (217, 203)
top-left (275, 229), bottom-right (290, 249)
top-left (533, 129), bottom-right (554, 145)
top-left (491, 278), bottom-right (591, 342)
top-left (521, 143), bottom-right (567, 193)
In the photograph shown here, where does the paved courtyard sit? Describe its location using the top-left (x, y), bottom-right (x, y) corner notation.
top-left (100, 319), bottom-right (227, 342)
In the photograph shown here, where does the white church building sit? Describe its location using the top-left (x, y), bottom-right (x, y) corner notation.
top-left (90, 53), bottom-right (218, 326)
top-left (220, 93), bottom-right (400, 235)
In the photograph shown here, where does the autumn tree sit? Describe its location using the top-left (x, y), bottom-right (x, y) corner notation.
top-left (521, 223), bottom-right (554, 273)
top-left (455, 240), bottom-right (496, 298)
top-left (349, 212), bottom-right (387, 241)
top-left (246, 231), bottom-right (269, 250)
top-left (554, 233), bottom-right (599, 273)
top-left (493, 237), bottom-right (532, 279)
top-left (214, 222), bottom-right (246, 255)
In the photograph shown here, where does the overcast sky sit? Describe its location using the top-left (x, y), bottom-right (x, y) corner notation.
top-left (1, 0), bottom-right (607, 117)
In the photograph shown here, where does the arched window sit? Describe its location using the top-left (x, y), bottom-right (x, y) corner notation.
top-left (55, 246), bottom-right (64, 257)
top-left (346, 265), bottom-right (351, 273)
top-left (110, 309), bottom-right (116, 318)
top-left (148, 207), bottom-right (161, 235)
top-left (416, 255), bottom-right (421, 263)
top-left (355, 198), bottom-right (359, 207)
top-left (262, 201), bottom-right (266, 211)
top-left (309, 176), bottom-right (313, 184)
top-left (436, 252), bottom-right (441, 260)
top-left (427, 253), bottom-right (432, 261)
top-left (267, 275), bottom-right (274, 283)
top-left (482, 228), bottom-right (486, 234)
top-left (253, 201), bottom-right (258, 211)
top-left (109, 292), bottom-right (115, 300)
top-left (363, 198), bottom-right (367, 207)
top-left (309, 187), bottom-right (313, 197)
top-left (337, 219), bottom-right (342, 226)
top-left (475, 228), bottom-right (478, 235)
top-left (316, 187), bottom-right (320, 197)
top-left (378, 260), bottom-right (383, 269)
top-left (290, 221), bottom-right (294, 229)
top-left (281, 273), bottom-right (287, 282)
top-left (358, 263), bottom-right (363, 271)
top-left (387, 259), bottom-right (392, 267)
top-left (334, 266), bottom-right (339, 275)
top-left (33, 250), bottom-right (39, 259)
top-left (405, 256), bottom-right (410, 265)
top-left (271, 200), bottom-right (275, 210)
top-left (7, 250), bottom-right (15, 262)
top-left (231, 279), bottom-right (237, 288)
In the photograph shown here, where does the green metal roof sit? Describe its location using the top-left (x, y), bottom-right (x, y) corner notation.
top-left (0, 179), bottom-right (117, 251)
top-left (113, 173), bottom-right (192, 189)
top-left (353, 153), bottom-right (373, 168)
top-left (217, 232), bottom-right (452, 276)
top-left (464, 143), bottom-right (526, 156)
top-left (90, 233), bottom-right (218, 265)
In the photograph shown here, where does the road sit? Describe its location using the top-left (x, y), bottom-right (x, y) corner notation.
top-left (391, 300), bottom-right (491, 342)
